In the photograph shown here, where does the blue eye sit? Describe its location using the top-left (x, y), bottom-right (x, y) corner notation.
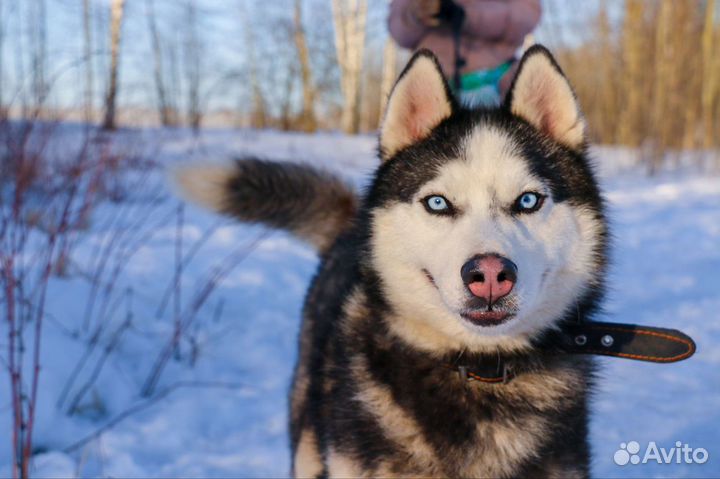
top-left (424, 195), bottom-right (452, 214)
top-left (515, 192), bottom-right (544, 213)
top-left (427, 195), bottom-right (448, 211)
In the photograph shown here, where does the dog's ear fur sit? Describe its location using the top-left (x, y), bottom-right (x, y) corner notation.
top-left (505, 45), bottom-right (586, 150)
top-left (379, 50), bottom-right (454, 161)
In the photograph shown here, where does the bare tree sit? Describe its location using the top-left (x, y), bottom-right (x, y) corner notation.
top-left (93, 0), bottom-right (109, 105)
top-left (242, 5), bottom-right (267, 129)
top-left (28, 0), bottom-right (48, 108)
top-left (593, 4), bottom-right (621, 144)
top-left (146, 0), bottom-right (176, 126)
top-left (678, 2), bottom-right (703, 150)
top-left (617, 0), bottom-right (646, 147)
top-left (168, 28), bottom-right (182, 126)
top-left (379, 36), bottom-right (397, 122)
top-left (0, 0), bottom-right (5, 110)
top-left (648, 0), bottom-right (672, 169)
top-left (184, 0), bottom-right (202, 131)
top-left (13, 1), bottom-right (27, 113)
top-left (83, 0), bottom-right (93, 123)
top-left (102, 0), bottom-right (126, 130)
top-left (294, 0), bottom-right (317, 131)
top-left (331, 0), bottom-right (368, 134)
top-left (279, 54), bottom-right (297, 131)
top-left (546, 0), bottom-right (720, 169)
top-left (701, 0), bottom-right (718, 149)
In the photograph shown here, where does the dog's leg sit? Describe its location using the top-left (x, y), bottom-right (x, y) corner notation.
top-left (293, 428), bottom-right (324, 479)
top-left (326, 448), bottom-right (365, 478)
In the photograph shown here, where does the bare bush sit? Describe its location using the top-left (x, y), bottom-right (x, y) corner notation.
top-left (0, 119), bottom-right (108, 478)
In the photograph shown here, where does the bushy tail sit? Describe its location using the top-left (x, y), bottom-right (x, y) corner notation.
top-left (173, 158), bottom-right (358, 252)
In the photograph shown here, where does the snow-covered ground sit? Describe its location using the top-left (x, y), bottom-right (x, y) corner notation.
top-left (1, 128), bottom-right (719, 478)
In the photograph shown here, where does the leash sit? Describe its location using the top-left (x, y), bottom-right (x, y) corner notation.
top-left (446, 321), bottom-right (696, 384)
top-left (437, 0), bottom-right (466, 91)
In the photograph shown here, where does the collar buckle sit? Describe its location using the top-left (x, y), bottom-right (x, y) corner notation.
top-left (502, 364), bottom-right (512, 384)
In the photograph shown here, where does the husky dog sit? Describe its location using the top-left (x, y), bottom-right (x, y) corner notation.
top-left (176, 46), bottom-right (607, 478)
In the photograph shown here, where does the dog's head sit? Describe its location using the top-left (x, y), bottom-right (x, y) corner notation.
top-left (366, 46), bottom-right (607, 354)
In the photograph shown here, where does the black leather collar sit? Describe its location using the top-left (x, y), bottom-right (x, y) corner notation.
top-left (447, 321), bottom-right (696, 384)
top-left (563, 321), bottom-right (696, 362)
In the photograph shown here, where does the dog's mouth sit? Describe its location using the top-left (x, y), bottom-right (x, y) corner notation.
top-left (460, 309), bottom-right (514, 327)
top-left (461, 294), bottom-right (518, 327)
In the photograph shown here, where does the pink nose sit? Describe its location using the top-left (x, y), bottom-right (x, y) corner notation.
top-left (461, 254), bottom-right (517, 305)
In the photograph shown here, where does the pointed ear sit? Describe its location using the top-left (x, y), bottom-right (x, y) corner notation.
top-left (379, 50), bottom-right (455, 161)
top-left (505, 45), bottom-right (586, 150)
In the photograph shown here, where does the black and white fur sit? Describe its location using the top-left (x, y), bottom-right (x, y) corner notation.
top-left (175, 46), bottom-right (608, 478)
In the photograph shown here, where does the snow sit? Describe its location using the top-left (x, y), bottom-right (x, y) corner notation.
top-left (1, 127), bottom-right (719, 478)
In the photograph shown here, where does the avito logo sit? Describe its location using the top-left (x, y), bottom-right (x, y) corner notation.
top-left (614, 441), bottom-right (709, 466)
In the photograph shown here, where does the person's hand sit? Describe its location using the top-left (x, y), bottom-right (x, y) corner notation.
top-left (411, 0), bottom-right (441, 27)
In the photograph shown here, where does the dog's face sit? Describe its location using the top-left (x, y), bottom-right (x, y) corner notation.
top-left (367, 47), bottom-right (607, 354)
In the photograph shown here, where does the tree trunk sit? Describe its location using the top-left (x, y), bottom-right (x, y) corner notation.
top-left (83, 0), bottom-right (93, 124)
top-left (294, 0), bottom-right (317, 132)
top-left (379, 36), bottom-right (397, 124)
top-left (102, 0), bottom-right (126, 131)
top-left (184, 0), bottom-right (202, 131)
top-left (146, 0), bottom-right (175, 126)
top-left (677, 1), bottom-right (701, 151)
top-left (618, 0), bottom-right (644, 148)
top-left (30, 0), bottom-right (47, 108)
top-left (242, 7), bottom-right (267, 129)
top-left (0, 0), bottom-right (5, 111)
top-left (168, 32), bottom-right (181, 125)
top-left (332, 0), bottom-right (367, 134)
top-left (595, 4), bottom-right (620, 145)
top-left (280, 63), bottom-right (296, 131)
top-left (701, 0), bottom-right (717, 149)
top-left (649, 0), bottom-right (672, 172)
